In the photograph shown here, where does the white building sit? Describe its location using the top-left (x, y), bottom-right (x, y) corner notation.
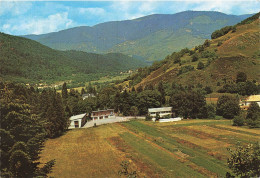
top-left (148, 107), bottom-right (173, 118)
top-left (240, 95), bottom-right (260, 110)
top-left (91, 109), bottom-right (115, 120)
top-left (245, 95), bottom-right (260, 107)
top-left (68, 113), bottom-right (87, 129)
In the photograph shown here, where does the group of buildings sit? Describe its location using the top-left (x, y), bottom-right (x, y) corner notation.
top-left (69, 95), bottom-right (260, 129)
top-left (68, 107), bottom-right (175, 129)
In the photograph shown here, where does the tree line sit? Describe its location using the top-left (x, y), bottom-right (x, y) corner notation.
top-left (0, 82), bottom-right (69, 177)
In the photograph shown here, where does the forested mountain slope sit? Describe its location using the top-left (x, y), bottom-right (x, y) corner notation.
top-left (23, 11), bottom-right (252, 61)
top-left (0, 33), bottom-right (147, 84)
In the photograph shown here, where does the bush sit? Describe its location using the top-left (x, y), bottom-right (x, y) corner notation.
top-left (145, 114), bottom-right (152, 121)
top-left (216, 95), bottom-right (240, 119)
top-left (191, 54), bottom-right (199, 62)
top-left (246, 102), bottom-right (260, 128)
top-left (217, 41), bottom-right (222, 46)
top-left (197, 62), bottom-right (204, 70)
top-left (178, 65), bottom-right (194, 75)
top-left (233, 115), bottom-right (245, 126)
top-left (227, 142), bottom-right (260, 177)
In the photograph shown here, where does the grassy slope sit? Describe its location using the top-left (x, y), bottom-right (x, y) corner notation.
top-left (134, 18), bottom-right (260, 89)
top-left (40, 120), bottom-right (260, 177)
top-left (109, 30), bottom-right (206, 61)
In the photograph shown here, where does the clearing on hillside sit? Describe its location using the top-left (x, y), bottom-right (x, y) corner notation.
top-left (40, 120), bottom-right (260, 177)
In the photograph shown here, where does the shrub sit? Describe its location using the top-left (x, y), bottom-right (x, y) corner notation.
top-left (191, 54), bottom-right (199, 62)
top-left (178, 65), bottom-right (194, 75)
top-left (145, 114), bottom-right (152, 121)
top-left (197, 62), bottom-right (204, 70)
top-left (246, 102), bottom-right (260, 128)
top-left (227, 143), bottom-right (260, 177)
top-left (217, 41), bottom-right (222, 46)
top-left (233, 115), bottom-right (245, 126)
top-left (216, 95), bottom-right (240, 119)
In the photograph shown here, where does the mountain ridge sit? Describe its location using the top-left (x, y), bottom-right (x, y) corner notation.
top-left (22, 11), bottom-right (253, 61)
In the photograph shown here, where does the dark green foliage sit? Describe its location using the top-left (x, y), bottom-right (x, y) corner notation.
top-left (233, 115), bottom-right (245, 126)
top-left (9, 150), bottom-right (33, 177)
top-left (204, 86), bottom-right (213, 94)
top-left (218, 81), bottom-right (259, 96)
top-left (216, 95), bottom-right (240, 119)
top-left (137, 90), bottom-right (161, 115)
top-left (195, 45), bottom-right (205, 52)
top-left (227, 143), bottom-right (260, 177)
top-left (39, 90), bottom-right (68, 138)
top-left (0, 32), bottom-right (147, 84)
top-left (170, 89), bottom-right (206, 119)
top-left (197, 62), bottom-right (205, 70)
top-left (155, 113), bottom-right (161, 121)
top-left (201, 51), bottom-right (216, 58)
top-left (205, 104), bottom-right (216, 119)
top-left (178, 65), bottom-right (194, 75)
top-left (246, 102), bottom-right (260, 128)
top-left (145, 114), bottom-right (152, 121)
top-left (203, 39), bottom-right (210, 47)
top-left (62, 82), bottom-right (68, 98)
top-left (211, 26), bottom-right (236, 39)
top-left (157, 81), bottom-right (165, 104)
top-left (0, 82), bottom-right (68, 177)
top-left (192, 53), bottom-right (199, 62)
top-left (130, 106), bottom-right (139, 118)
top-left (237, 12), bottom-right (260, 25)
top-left (236, 72), bottom-right (247, 83)
top-left (217, 41), bottom-right (222, 46)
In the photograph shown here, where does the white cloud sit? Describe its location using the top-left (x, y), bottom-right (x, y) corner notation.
top-left (138, 1), bottom-right (157, 13)
top-left (78, 7), bottom-right (106, 16)
top-left (3, 24), bottom-right (10, 29)
top-left (11, 12), bottom-right (73, 35)
top-left (0, 1), bottom-right (32, 16)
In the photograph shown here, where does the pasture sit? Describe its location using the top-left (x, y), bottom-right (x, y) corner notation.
top-left (40, 119), bottom-right (260, 177)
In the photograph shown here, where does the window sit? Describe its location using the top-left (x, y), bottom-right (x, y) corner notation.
top-left (74, 121), bottom-right (79, 128)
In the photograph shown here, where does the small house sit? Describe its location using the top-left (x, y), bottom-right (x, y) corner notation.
top-left (68, 113), bottom-right (87, 129)
top-left (91, 109), bottom-right (115, 120)
top-left (240, 95), bottom-right (260, 110)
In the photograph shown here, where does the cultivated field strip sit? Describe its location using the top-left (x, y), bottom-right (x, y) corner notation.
top-left (40, 120), bottom-right (260, 177)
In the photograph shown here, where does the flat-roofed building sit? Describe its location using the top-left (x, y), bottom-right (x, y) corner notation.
top-left (68, 113), bottom-right (87, 129)
top-left (240, 95), bottom-right (260, 110)
top-left (91, 109), bottom-right (115, 120)
top-left (148, 107), bottom-right (173, 118)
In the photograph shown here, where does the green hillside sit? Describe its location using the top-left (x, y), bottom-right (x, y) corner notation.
top-left (126, 13), bottom-right (260, 91)
top-left (0, 33), bottom-right (147, 84)
top-left (23, 11), bottom-right (252, 61)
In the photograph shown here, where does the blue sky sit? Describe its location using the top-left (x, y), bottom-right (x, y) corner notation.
top-left (0, 1), bottom-right (259, 35)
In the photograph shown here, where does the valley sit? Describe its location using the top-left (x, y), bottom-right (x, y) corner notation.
top-left (1, 5), bottom-right (260, 178)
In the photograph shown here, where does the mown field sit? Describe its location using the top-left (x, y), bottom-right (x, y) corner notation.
top-left (40, 120), bottom-right (260, 177)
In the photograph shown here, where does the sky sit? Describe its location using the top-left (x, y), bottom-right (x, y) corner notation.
top-left (0, 1), bottom-right (259, 35)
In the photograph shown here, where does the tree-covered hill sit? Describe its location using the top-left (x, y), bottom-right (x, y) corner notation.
top-left (125, 13), bottom-right (260, 91)
top-left (0, 32), bottom-right (147, 84)
top-left (22, 11), bottom-right (252, 61)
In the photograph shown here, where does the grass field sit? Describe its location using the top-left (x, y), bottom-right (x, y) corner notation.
top-left (40, 119), bottom-right (260, 177)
